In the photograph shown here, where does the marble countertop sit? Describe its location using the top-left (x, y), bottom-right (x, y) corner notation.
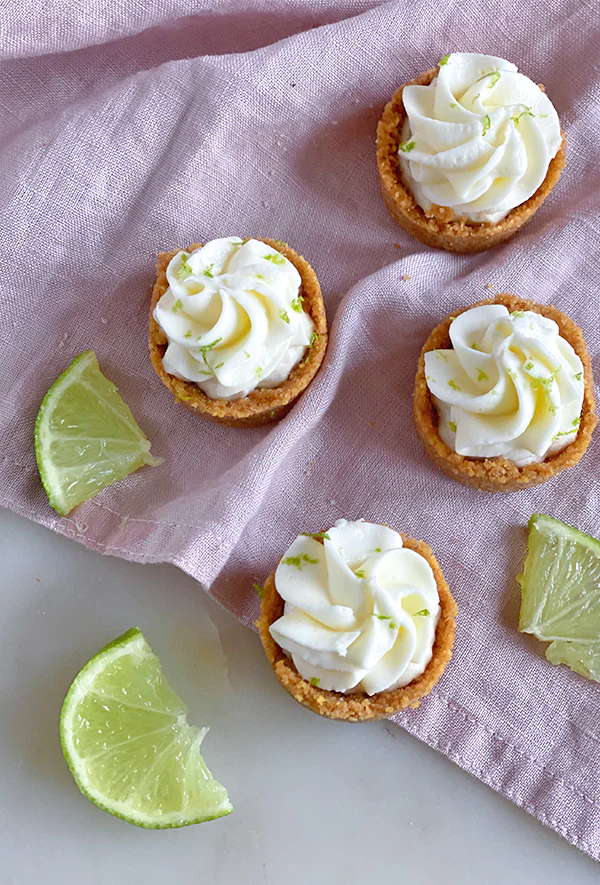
top-left (1, 506), bottom-right (598, 884)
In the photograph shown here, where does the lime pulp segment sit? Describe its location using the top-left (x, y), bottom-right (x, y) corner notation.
top-left (35, 350), bottom-right (159, 516)
top-left (518, 513), bottom-right (600, 681)
top-left (60, 627), bottom-right (232, 828)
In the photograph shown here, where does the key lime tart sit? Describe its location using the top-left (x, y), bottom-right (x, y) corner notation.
top-left (149, 237), bottom-right (327, 427)
top-left (376, 52), bottom-right (566, 253)
top-left (413, 294), bottom-right (597, 491)
top-left (256, 519), bottom-right (457, 721)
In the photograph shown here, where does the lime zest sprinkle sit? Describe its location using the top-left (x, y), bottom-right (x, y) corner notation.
top-left (477, 368), bottom-right (488, 382)
top-left (375, 547), bottom-right (382, 552)
top-left (291, 296), bottom-right (304, 312)
top-left (301, 531), bottom-right (331, 541)
top-left (198, 337), bottom-right (222, 352)
top-left (279, 308), bottom-right (290, 324)
top-left (203, 264), bottom-right (215, 278)
top-left (573, 417), bottom-right (581, 427)
top-left (244, 350), bottom-right (251, 359)
top-left (525, 361), bottom-right (534, 370)
top-left (375, 614), bottom-right (391, 621)
top-left (476, 70), bottom-right (501, 88)
top-left (172, 299), bottom-right (183, 313)
top-left (482, 114), bottom-right (491, 135)
top-left (448, 380), bottom-right (461, 391)
top-left (473, 92), bottom-right (481, 102)
top-left (253, 583), bottom-right (264, 598)
top-left (309, 331), bottom-right (319, 348)
top-left (414, 609), bottom-right (431, 617)
top-left (552, 430), bottom-right (574, 441)
top-left (389, 621), bottom-right (398, 630)
top-left (184, 330), bottom-right (192, 339)
top-left (575, 371), bottom-right (583, 381)
top-left (274, 239), bottom-right (287, 247)
top-left (178, 256), bottom-right (193, 279)
top-left (399, 140), bottom-right (416, 153)
top-left (269, 410), bottom-right (275, 418)
top-left (282, 554), bottom-right (319, 569)
top-left (540, 113), bottom-right (549, 118)
top-left (354, 569), bottom-right (366, 579)
top-left (450, 102), bottom-right (458, 108)
top-left (265, 252), bottom-right (286, 265)
top-left (448, 421), bottom-right (457, 433)
top-left (511, 106), bottom-right (535, 125)
top-left (214, 362), bottom-right (224, 370)
top-left (309, 677), bottom-right (320, 687)
top-left (439, 54), bottom-right (451, 66)
top-left (512, 310), bottom-right (525, 317)
top-left (471, 343), bottom-right (479, 350)
top-left (256, 367), bottom-right (263, 380)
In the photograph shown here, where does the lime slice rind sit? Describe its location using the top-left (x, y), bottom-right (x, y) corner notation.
top-left (60, 628), bottom-right (232, 828)
top-left (518, 513), bottom-right (600, 684)
top-left (35, 351), bottom-right (159, 516)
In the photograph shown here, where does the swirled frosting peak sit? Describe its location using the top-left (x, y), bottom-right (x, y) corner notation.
top-left (399, 53), bottom-right (562, 223)
top-left (153, 237), bottom-right (314, 400)
top-left (269, 520), bottom-right (440, 695)
top-left (425, 305), bottom-right (585, 466)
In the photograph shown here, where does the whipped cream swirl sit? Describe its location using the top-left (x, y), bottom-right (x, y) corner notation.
top-left (269, 520), bottom-right (440, 695)
top-left (153, 237), bottom-right (314, 400)
top-left (425, 305), bottom-right (584, 466)
top-left (399, 52), bottom-right (562, 223)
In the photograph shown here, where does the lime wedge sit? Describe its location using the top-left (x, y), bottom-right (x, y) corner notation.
top-left (60, 627), bottom-right (232, 828)
top-left (518, 513), bottom-right (600, 682)
top-left (35, 350), bottom-right (159, 516)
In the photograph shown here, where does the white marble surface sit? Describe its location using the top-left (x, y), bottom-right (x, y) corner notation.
top-left (1, 506), bottom-right (598, 884)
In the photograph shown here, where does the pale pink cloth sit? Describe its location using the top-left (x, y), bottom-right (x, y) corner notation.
top-left (2, 0), bottom-right (600, 860)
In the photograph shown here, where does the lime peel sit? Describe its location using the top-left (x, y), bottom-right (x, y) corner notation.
top-left (35, 351), bottom-right (159, 516)
top-left (60, 627), bottom-right (232, 828)
top-left (518, 513), bottom-right (600, 682)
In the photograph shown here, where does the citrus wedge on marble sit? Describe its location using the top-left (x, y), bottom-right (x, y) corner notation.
top-left (60, 627), bottom-right (232, 828)
top-left (518, 513), bottom-right (600, 682)
top-left (35, 350), bottom-right (160, 516)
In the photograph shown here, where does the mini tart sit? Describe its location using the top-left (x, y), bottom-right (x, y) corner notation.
top-left (376, 68), bottom-right (567, 254)
top-left (256, 530), bottom-right (457, 722)
top-left (149, 238), bottom-right (328, 428)
top-left (414, 293), bottom-right (597, 492)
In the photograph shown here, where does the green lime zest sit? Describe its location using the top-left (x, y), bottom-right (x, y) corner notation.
top-left (448, 380), bottom-right (461, 391)
top-left (375, 547), bottom-right (382, 552)
top-left (575, 371), bottom-right (583, 381)
top-left (448, 421), bottom-right (457, 433)
top-left (309, 677), bottom-right (320, 687)
top-left (172, 299), bottom-right (183, 313)
top-left (184, 330), bottom-right (192, 339)
top-left (291, 296), bottom-right (304, 313)
top-left (265, 253), bottom-right (286, 266)
top-left (477, 369), bottom-right (488, 382)
top-left (399, 140), bottom-right (415, 153)
top-left (389, 621), bottom-right (398, 630)
top-left (282, 554), bottom-right (319, 570)
top-left (279, 308), bottom-right (290, 324)
top-left (525, 361), bottom-right (534, 370)
top-left (178, 256), bottom-right (193, 279)
top-left (482, 114), bottom-right (491, 135)
top-left (301, 531), bottom-right (331, 541)
top-left (414, 609), bottom-right (431, 617)
top-left (253, 583), bottom-right (264, 598)
top-left (374, 614), bottom-right (391, 621)
top-left (511, 106), bottom-right (535, 125)
top-left (354, 569), bottom-right (366, 579)
top-left (573, 417), bottom-right (581, 427)
top-left (476, 70), bottom-right (501, 88)
top-left (439, 53), bottom-right (451, 66)
top-left (203, 264), bottom-right (215, 278)
top-left (450, 102), bottom-right (458, 108)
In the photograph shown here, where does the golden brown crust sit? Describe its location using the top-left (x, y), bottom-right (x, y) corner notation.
top-left (148, 238), bottom-right (328, 428)
top-left (413, 293), bottom-right (597, 492)
top-left (256, 532), bottom-right (457, 721)
top-left (376, 68), bottom-right (567, 254)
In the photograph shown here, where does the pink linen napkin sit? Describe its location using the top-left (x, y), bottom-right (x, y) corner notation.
top-left (2, 0), bottom-right (600, 860)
